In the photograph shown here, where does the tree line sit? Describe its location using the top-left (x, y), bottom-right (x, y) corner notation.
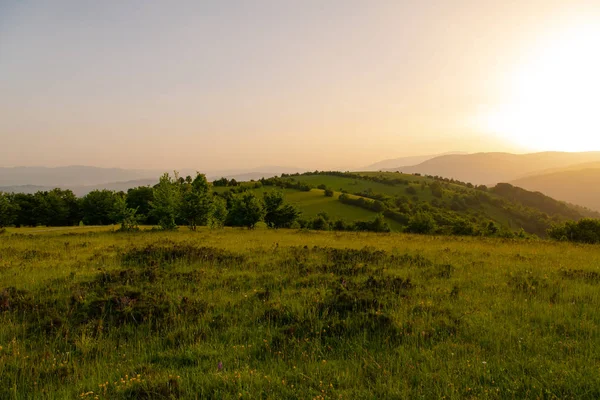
top-left (0, 172), bottom-right (390, 233)
top-left (0, 173), bottom-right (301, 231)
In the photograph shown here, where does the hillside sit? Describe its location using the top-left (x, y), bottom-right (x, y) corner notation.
top-left (389, 151), bottom-right (600, 185)
top-left (511, 167), bottom-right (600, 212)
top-left (362, 151), bottom-right (467, 171)
top-left (253, 171), bottom-right (600, 236)
top-left (214, 186), bottom-right (404, 231)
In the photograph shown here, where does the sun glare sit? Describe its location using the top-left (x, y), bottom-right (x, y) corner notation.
top-left (482, 22), bottom-right (600, 151)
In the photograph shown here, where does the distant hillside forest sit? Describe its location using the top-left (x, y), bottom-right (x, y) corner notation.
top-left (1, 171), bottom-right (599, 241)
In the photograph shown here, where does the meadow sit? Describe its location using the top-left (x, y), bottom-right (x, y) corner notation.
top-left (1, 227), bottom-right (600, 399)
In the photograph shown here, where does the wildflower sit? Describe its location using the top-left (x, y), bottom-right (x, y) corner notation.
top-left (218, 361), bottom-right (223, 371)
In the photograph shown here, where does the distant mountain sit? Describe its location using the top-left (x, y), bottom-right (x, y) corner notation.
top-left (389, 152), bottom-right (600, 185)
top-left (363, 152), bottom-right (467, 171)
top-left (0, 179), bottom-right (158, 197)
top-left (511, 166), bottom-right (600, 212)
top-left (0, 166), bottom-right (160, 187)
top-left (0, 165), bottom-right (307, 189)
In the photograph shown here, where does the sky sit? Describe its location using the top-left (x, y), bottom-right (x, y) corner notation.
top-left (1, 0), bottom-right (599, 171)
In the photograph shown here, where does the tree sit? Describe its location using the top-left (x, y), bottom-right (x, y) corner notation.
top-left (33, 189), bottom-right (81, 226)
top-left (151, 173), bottom-right (181, 230)
top-left (126, 186), bottom-right (155, 224)
top-left (406, 212), bottom-right (436, 234)
top-left (324, 189), bottom-right (334, 197)
top-left (227, 192), bottom-right (264, 229)
top-left (113, 195), bottom-right (140, 232)
top-left (310, 212), bottom-right (330, 230)
top-left (263, 191), bottom-right (300, 229)
top-left (212, 177), bottom-right (229, 187)
top-left (81, 190), bottom-right (119, 225)
top-left (210, 196), bottom-right (228, 228)
top-left (406, 186), bottom-right (417, 195)
top-left (548, 219), bottom-right (600, 244)
top-left (430, 182), bottom-right (443, 198)
top-left (12, 193), bottom-right (38, 227)
top-left (0, 193), bottom-right (18, 228)
top-left (180, 173), bottom-right (214, 231)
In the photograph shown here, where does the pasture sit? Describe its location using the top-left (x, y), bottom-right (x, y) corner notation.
top-left (1, 227), bottom-right (599, 398)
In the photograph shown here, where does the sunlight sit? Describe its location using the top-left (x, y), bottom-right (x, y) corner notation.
top-left (483, 22), bottom-right (600, 151)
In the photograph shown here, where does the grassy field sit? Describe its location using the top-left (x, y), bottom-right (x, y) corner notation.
top-left (1, 228), bottom-right (600, 398)
top-left (214, 187), bottom-right (405, 230)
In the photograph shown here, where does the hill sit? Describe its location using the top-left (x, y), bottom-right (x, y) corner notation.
top-left (389, 151), bottom-right (600, 185)
top-left (0, 165), bottom-right (306, 188)
top-left (1, 227), bottom-right (599, 398)
top-left (362, 151), bottom-right (467, 171)
top-left (255, 171), bottom-right (600, 236)
top-left (0, 179), bottom-right (158, 197)
top-left (511, 167), bottom-right (600, 212)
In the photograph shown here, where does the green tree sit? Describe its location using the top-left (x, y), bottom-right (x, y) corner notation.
top-left (212, 177), bottom-right (229, 187)
top-left (180, 173), bottom-right (214, 231)
top-left (126, 186), bottom-right (155, 224)
top-left (151, 173), bottom-right (181, 230)
top-left (112, 195), bottom-right (140, 232)
top-left (227, 192), bottom-right (264, 229)
top-left (0, 193), bottom-right (18, 228)
top-left (406, 212), bottom-right (437, 234)
top-left (430, 182), bottom-right (443, 198)
top-left (263, 191), bottom-right (300, 229)
top-left (81, 190), bottom-right (119, 225)
top-left (12, 193), bottom-right (38, 227)
top-left (324, 189), bottom-right (334, 197)
top-left (210, 196), bottom-right (228, 228)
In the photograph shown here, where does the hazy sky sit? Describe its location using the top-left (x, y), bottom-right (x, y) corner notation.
top-left (1, 0), bottom-right (599, 170)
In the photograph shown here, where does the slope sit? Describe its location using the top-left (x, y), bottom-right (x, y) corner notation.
top-left (268, 171), bottom-right (597, 236)
top-left (511, 168), bottom-right (600, 212)
top-left (389, 151), bottom-right (600, 185)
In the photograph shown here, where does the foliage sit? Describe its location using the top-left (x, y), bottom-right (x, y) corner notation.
top-left (81, 190), bottom-right (120, 225)
top-left (227, 191), bottom-right (265, 229)
top-left (210, 196), bottom-right (228, 228)
top-left (406, 212), bottom-right (437, 234)
top-left (263, 191), bottom-right (300, 229)
top-left (112, 195), bottom-right (140, 232)
top-left (126, 186), bottom-right (155, 224)
top-left (548, 218), bottom-right (600, 244)
top-left (0, 192), bottom-right (19, 228)
top-left (151, 173), bottom-right (181, 230)
top-left (180, 173), bottom-right (215, 231)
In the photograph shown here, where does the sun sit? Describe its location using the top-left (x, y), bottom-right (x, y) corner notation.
top-left (481, 21), bottom-right (600, 152)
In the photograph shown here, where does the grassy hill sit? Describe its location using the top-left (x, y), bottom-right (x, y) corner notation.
top-left (511, 167), bottom-right (600, 212)
top-left (1, 227), bottom-right (600, 398)
top-left (214, 186), bottom-right (405, 231)
top-left (241, 171), bottom-right (598, 237)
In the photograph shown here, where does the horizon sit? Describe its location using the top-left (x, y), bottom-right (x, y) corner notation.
top-left (1, 1), bottom-right (599, 170)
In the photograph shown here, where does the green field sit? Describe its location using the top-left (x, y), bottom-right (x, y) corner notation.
top-left (1, 228), bottom-right (600, 398)
top-left (214, 187), bottom-right (405, 231)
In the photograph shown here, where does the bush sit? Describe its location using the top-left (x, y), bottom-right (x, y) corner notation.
top-left (406, 212), bottom-right (436, 234)
top-left (548, 219), bottom-right (600, 244)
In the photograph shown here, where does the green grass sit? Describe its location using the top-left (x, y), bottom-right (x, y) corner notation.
top-left (214, 187), bottom-right (404, 230)
top-left (1, 228), bottom-right (600, 398)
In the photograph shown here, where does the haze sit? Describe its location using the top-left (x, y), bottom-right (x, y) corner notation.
top-left (1, 0), bottom-right (599, 170)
